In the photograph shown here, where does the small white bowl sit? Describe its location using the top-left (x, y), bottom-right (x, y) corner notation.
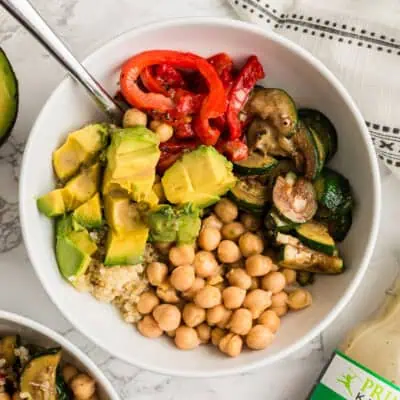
top-left (0, 310), bottom-right (119, 399)
top-left (20, 18), bottom-right (380, 377)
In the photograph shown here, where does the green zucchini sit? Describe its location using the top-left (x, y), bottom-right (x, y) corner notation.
top-left (314, 168), bottom-right (353, 215)
top-left (299, 108), bottom-right (338, 161)
top-left (292, 121), bottom-right (320, 180)
top-left (295, 221), bottom-right (337, 255)
top-left (279, 244), bottom-right (344, 274)
top-left (247, 88), bottom-right (298, 136)
top-left (228, 177), bottom-right (267, 213)
top-left (56, 372), bottom-right (72, 400)
top-left (297, 271), bottom-right (315, 286)
top-left (1, 335), bottom-right (20, 366)
top-left (326, 213), bottom-right (353, 242)
top-left (309, 126), bottom-right (326, 173)
top-left (234, 153), bottom-right (278, 175)
top-left (272, 172), bottom-right (317, 223)
top-left (20, 348), bottom-right (62, 400)
top-left (264, 209), bottom-right (299, 233)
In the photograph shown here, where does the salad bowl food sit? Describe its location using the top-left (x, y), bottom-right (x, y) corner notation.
top-left (0, 310), bottom-right (119, 399)
top-left (20, 18), bottom-right (380, 377)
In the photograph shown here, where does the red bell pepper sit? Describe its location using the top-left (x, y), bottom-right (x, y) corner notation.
top-left (140, 67), bottom-right (168, 95)
top-left (226, 56), bottom-right (265, 140)
top-left (216, 139), bottom-right (249, 162)
top-left (159, 138), bottom-right (198, 153)
top-left (208, 53), bottom-right (234, 89)
top-left (173, 89), bottom-right (205, 116)
top-left (155, 64), bottom-right (186, 88)
top-left (120, 51), bottom-right (226, 142)
top-left (157, 152), bottom-right (183, 174)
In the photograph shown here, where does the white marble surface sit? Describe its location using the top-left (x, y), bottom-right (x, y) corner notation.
top-left (0, 0), bottom-right (399, 399)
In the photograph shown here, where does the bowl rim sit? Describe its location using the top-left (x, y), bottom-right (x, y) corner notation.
top-left (19, 17), bottom-right (381, 377)
top-left (0, 310), bottom-right (120, 399)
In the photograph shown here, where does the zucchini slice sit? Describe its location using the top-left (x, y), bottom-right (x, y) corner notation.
top-left (292, 121), bottom-right (320, 180)
top-left (20, 348), bottom-right (62, 400)
top-left (326, 213), bottom-right (353, 242)
top-left (279, 244), bottom-right (344, 274)
top-left (314, 168), bottom-right (353, 215)
top-left (297, 271), bottom-right (315, 286)
top-left (264, 210), bottom-right (299, 233)
top-left (234, 153), bottom-right (278, 176)
top-left (229, 177), bottom-right (267, 213)
top-left (272, 173), bottom-right (317, 223)
top-left (1, 335), bottom-right (20, 366)
top-left (309, 126), bottom-right (326, 173)
top-left (295, 221), bottom-right (337, 255)
top-left (247, 88), bottom-right (298, 136)
top-left (299, 108), bottom-right (338, 161)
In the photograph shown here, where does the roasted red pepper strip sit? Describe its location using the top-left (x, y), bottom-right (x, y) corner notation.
top-left (226, 56), bottom-right (265, 140)
top-left (216, 139), bottom-right (249, 162)
top-left (159, 138), bottom-right (198, 153)
top-left (173, 89), bottom-right (205, 116)
top-left (140, 67), bottom-right (168, 95)
top-left (155, 64), bottom-right (186, 88)
top-left (208, 53), bottom-right (234, 88)
top-left (120, 51), bottom-right (226, 122)
top-left (157, 152), bottom-right (183, 174)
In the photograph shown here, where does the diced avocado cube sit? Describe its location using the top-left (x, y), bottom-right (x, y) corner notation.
top-left (176, 203), bottom-right (201, 245)
top-left (72, 193), bottom-right (102, 229)
top-left (37, 188), bottom-right (65, 217)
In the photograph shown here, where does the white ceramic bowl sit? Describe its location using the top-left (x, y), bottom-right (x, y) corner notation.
top-left (0, 310), bottom-right (119, 399)
top-left (20, 18), bottom-right (380, 377)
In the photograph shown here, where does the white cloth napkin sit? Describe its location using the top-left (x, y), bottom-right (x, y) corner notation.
top-left (228, 0), bottom-right (400, 177)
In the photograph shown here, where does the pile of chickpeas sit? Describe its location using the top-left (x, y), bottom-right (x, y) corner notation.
top-left (136, 198), bottom-right (313, 357)
top-left (61, 364), bottom-right (97, 400)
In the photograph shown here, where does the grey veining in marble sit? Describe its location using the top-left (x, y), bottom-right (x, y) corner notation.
top-left (0, 0), bottom-right (399, 399)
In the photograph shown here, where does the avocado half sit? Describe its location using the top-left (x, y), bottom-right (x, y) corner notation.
top-left (0, 48), bottom-right (18, 147)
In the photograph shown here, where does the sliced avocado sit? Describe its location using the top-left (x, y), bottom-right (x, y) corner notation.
top-left (72, 193), bottom-right (102, 229)
top-left (176, 203), bottom-right (201, 245)
top-left (0, 48), bottom-right (18, 147)
top-left (162, 146), bottom-right (237, 208)
top-left (147, 204), bottom-right (177, 243)
top-left (20, 349), bottom-right (62, 400)
top-left (56, 215), bottom-right (97, 282)
top-left (53, 124), bottom-right (109, 181)
top-left (62, 163), bottom-right (101, 210)
top-left (103, 127), bottom-right (160, 203)
top-left (37, 188), bottom-right (65, 217)
top-left (104, 228), bottom-right (148, 266)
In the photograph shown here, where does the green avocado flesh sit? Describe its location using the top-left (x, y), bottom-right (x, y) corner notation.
top-left (72, 193), bottom-right (102, 229)
top-left (161, 145), bottom-right (237, 208)
top-left (0, 48), bottom-right (18, 146)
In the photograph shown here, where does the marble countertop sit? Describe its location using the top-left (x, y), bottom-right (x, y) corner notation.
top-left (0, 0), bottom-right (399, 398)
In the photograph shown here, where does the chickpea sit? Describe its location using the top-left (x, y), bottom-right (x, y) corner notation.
top-left (226, 268), bottom-right (252, 290)
top-left (287, 288), bottom-right (313, 310)
top-left (156, 283), bottom-right (180, 303)
top-left (207, 274), bottom-right (224, 286)
top-left (201, 214), bottom-right (223, 231)
top-left (222, 286), bottom-right (246, 309)
top-left (137, 315), bottom-right (163, 338)
top-left (258, 310), bottom-right (281, 333)
top-left (206, 304), bottom-right (230, 326)
top-left (261, 271), bottom-right (286, 294)
top-left (228, 308), bottom-right (253, 335)
top-left (240, 213), bottom-right (261, 232)
top-left (250, 277), bottom-right (260, 290)
top-left (239, 232), bottom-right (264, 257)
top-left (169, 244), bottom-right (195, 266)
top-left (282, 268), bottom-right (297, 285)
top-left (154, 241), bottom-right (173, 256)
top-left (193, 251), bottom-right (218, 278)
top-left (182, 303), bottom-right (206, 327)
top-left (194, 285), bottom-right (222, 309)
top-left (153, 304), bottom-right (181, 331)
top-left (182, 277), bottom-right (205, 299)
top-left (196, 323), bottom-right (211, 343)
top-left (198, 227), bottom-right (221, 251)
top-left (221, 222), bottom-right (245, 241)
top-left (137, 291), bottom-right (160, 314)
top-left (150, 120), bottom-right (174, 142)
top-left (211, 327), bottom-right (226, 346)
top-left (270, 305), bottom-right (288, 317)
top-left (243, 289), bottom-right (272, 319)
top-left (214, 199), bottom-right (238, 223)
top-left (219, 333), bottom-right (243, 357)
top-left (166, 329), bottom-right (176, 338)
top-left (170, 265), bottom-right (195, 291)
top-left (216, 309), bottom-right (232, 329)
top-left (246, 325), bottom-right (275, 350)
top-left (217, 240), bottom-right (241, 263)
top-left (174, 326), bottom-right (200, 350)
top-left (271, 291), bottom-right (288, 308)
top-left (146, 262), bottom-right (168, 286)
top-left (70, 373), bottom-right (96, 400)
top-left (123, 108), bottom-right (147, 128)
top-left (62, 363), bottom-right (78, 383)
top-left (245, 254), bottom-right (273, 277)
